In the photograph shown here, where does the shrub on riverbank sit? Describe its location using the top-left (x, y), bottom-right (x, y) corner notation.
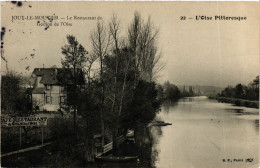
top-left (157, 81), bottom-right (197, 102)
top-left (157, 81), bottom-right (181, 102)
top-left (214, 76), bottom-right (259, 108)
top-left (218, 76), bottom-right (259, 101)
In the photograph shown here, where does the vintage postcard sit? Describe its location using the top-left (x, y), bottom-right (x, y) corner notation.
top-left (1, 1), bottom-right (259, 168)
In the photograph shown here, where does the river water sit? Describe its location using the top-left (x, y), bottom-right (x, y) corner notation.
top-left (96, 96), bottom-right (259, 168)
top-left (151, 96), bottom-right (259, 168)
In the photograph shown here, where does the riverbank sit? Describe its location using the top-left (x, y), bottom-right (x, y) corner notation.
top-left (208, 96), bottom-right (259, 109)
top-left (1, 125), bottom-right (153, 167)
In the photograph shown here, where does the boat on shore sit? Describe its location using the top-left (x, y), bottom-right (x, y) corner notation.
top-left (126, 130), bottom-right (134, 138)
top-left (148, 121), bottom-right (172, 127)
top-left (95, 155), bottom-right (138, 162)
top-left (153, 122), bottom-right (172, 126)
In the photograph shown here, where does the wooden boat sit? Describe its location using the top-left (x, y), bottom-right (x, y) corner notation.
top-left (149, 120), bottom-right (172, 126)
top-left (95, 155), bottom-right (138, 162)
top-left (126, 130), bottom-right (134, 138)
top-left (153, 122), bottom-right (172, 126)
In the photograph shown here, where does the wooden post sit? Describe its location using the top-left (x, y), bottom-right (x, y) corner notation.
top-left (19, 127), bottom-right (22, 148)
top-left (41, 126), bottom-right (44, 146)
top-left (91, 140), bottom-right (94, 161)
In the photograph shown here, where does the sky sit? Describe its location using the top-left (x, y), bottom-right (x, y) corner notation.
top-left (1, 1), bottom-right (259, 87)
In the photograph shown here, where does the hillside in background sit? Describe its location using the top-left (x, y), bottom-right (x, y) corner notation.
top-left (177, 85), bottom-right (223, 96)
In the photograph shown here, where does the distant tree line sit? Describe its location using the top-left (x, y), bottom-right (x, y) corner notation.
top-left (157, 81), bottom-right (196, 102)
top-left (218, 76), bottom-right (259, 101)
top-left (179, 85), bottom-right (196, 97)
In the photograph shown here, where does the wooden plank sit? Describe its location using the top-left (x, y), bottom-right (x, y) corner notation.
top-left (96, 135), bottom-right (127, 157)
top-left (103, 142), bottom-right (112, 153)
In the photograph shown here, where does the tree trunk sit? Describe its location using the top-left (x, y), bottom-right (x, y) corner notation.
top-left (112, 129), bottom-right (119, 155)
top-left (118, 62), bottom-right (129, 116)
top-left (101, 94), bottom-right (104, 146)
top-left (73, 66), bottom-right (77, 136)
top-left (74, 105), bottom-right (76, 135)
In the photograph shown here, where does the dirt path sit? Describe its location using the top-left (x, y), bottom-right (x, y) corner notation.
top-left (1, 142), bottom-right (52, 158)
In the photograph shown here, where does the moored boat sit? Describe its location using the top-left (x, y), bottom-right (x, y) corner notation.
top-left (126, 130), bottom-right (134, 138)
top-left (154, 122), bottom-right (172, 126)
top-left (148, 121), bottom-right (172, 126)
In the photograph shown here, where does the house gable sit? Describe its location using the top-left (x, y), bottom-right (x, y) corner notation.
top-left (30, 67), bottom-right (85, 112)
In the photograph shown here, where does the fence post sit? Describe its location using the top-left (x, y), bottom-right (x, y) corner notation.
top-left (19, 127), bottom-right (22, 148)
top-left (41, 126), bottom-right (44, 146)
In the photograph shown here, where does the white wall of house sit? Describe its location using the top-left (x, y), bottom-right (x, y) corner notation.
top-left (32, 85), bottom-right (66, 112)
top-left (42, 104), bottom-right (60, 111)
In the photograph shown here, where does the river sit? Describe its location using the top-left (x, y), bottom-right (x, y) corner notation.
top-left (96, 96), bottom-right (259, 168)
top-left (151, 96), bottom-right (259, 168)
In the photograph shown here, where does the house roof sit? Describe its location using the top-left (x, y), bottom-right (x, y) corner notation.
top-left (32, 68), bottom-right (50, 76)
top-left (25, 88), bottom-right (34, 94)
top-left (32, 68), bottom-right (85, 85)
top-left (32, 87), bottom-right (45, 94)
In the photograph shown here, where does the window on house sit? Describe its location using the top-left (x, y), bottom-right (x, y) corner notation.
top-left (46, 96), bottom-right (51, 104)
top-left (46, 85), bottom-right (52, 90)
top-left (60, 86), bottom-right (65, 93)
top-left (35, 106), bottom-right (39, 110)
top-left (60, 96), bottom-right (65, 103)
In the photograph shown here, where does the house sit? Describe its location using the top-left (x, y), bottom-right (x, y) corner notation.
top-left (28, 68), bottom-right (85, 112)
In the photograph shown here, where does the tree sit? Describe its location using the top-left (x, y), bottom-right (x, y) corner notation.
top-left (85, 12), bottom-right (164, 156)
top-left (124, 80), bottom-right (160, 128)
top-left (1, 71), bottom-right (32, 117)
top-left (252, 76), bottom-right (259, 88)
top-left (163, 81), bottom-right (181, 101)
top-left (108, 14), bottom-right (122, 154)
top-left (1, 71), bottom-right (34, 143)
top-left (219, 76), bottom-right (259, 101)
top-left (128, 12), bottom-right (163, 82)
top-left (102, 13), bottom-right (163, 154)
top-left (234, 84), bottom-right (244, 99)
top-left (220, 86), bottom-right (234, 98)
top-left (90, 20), bottom-right (111, 146)
top-left (61, 35), bottom-right (88, 134)
top-left (128, 11), bottom-right (142, 85)
top-left (246, 76), bottom-right (259, 100)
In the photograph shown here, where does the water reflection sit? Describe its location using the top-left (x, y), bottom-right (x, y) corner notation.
top-left (224, 108), bottom-right (257, 116)
top-left (134, 125), bottom-right (164, 167)
top-left (161, 102), bottom-right (177, 114)
top-left (135, 126), bottom-right (155, 167)
top-left (254, 120), bottom-right (259, 132)
top-left (225, 108), bottom-right (244, 113)
top-left (154, 97), bottom-right (259, 168)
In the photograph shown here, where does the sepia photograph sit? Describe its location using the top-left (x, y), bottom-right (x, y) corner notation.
top-left (1, 1), bottom-right (259, 167)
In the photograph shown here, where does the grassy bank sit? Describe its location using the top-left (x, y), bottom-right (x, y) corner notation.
top-left (209, 96), bottom-right (259, 109)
